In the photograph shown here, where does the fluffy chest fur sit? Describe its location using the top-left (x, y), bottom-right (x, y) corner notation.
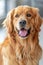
top-left (1, 38), bottom-right (42, 65)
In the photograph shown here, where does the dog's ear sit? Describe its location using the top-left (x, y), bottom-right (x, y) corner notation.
top-left (32, 8), bottom-right (43, 32)
top-left (35, 11), bottom-right (43, 32)
top-left (3, 9), bottom-right (15, 33)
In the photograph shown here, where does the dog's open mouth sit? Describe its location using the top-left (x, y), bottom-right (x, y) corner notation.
top-left (17, 28), bottom-right (31, 37)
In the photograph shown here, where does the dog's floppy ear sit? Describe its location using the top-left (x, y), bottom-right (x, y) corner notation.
top-left (32, 8), bottom-right (43, 32)
top-left (3, 9), bottom-right (15, 33)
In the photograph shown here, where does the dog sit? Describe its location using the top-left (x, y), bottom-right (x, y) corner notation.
top-left (0, 5), bottom-right (43, 65)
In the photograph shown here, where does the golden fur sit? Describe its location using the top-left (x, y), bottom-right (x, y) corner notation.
top-left (0, 5), bottom-right (43, 65)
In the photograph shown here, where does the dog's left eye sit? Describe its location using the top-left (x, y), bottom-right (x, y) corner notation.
top-left (26, 13), bottom-right (31, 17)
top-left (15, 14), bottom-right (19, 17)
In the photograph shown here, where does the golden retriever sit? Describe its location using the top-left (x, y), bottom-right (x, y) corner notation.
top-left (0, 5), bottom-right (43, 65)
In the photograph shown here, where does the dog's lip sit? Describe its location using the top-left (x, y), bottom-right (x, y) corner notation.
top-left (16, 28), bottom-right (31, 37)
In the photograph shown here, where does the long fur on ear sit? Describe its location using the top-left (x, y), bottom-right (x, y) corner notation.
top-left (31, 7), bottom-right (43, 32)
top-left (3, 9), bottom-right (15, 33)
top-left (35, 12), bottom-right (42, 32)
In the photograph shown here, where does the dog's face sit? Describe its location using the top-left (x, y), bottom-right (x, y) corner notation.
top-left (13, 6), bottom-right (33, 38)
top-left (4, 6), bottom-right (42, 39)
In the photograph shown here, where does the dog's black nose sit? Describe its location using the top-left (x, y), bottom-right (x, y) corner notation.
top-left (19, 20), bottom-right (26, 26)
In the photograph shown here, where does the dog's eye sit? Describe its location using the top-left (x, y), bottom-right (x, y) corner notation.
top-left (15, 14), bottom-right (19, 17)
top-left (26, 13), bottom-right (31, 17)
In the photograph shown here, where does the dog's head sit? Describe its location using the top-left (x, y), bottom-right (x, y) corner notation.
top-left (3, 6), bottom-right (43, 39)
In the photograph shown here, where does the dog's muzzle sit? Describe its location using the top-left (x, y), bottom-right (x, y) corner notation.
top-left (16, 20), bottom-right (31, 38)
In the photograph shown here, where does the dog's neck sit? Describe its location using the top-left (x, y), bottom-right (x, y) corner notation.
top-left (16, 35), bottom-right (32, 46)
top-left (9, 32), bottom-right (39, 51)
top-left (8, 32), bottom-right (40, 65)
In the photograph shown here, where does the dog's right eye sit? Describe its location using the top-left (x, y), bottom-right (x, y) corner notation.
top-left (26, 13), bottom-right (31, 17)
top-left (15, 14), bottom-right (19, 17)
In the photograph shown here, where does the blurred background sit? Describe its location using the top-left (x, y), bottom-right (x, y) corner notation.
top-left (0, 0), bottom-right (43, 65)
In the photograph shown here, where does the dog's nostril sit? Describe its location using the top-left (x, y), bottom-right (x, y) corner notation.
top-left (19, 20), bottom-right (26, 26)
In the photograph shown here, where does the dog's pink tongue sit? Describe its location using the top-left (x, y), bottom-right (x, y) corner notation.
top-left (19, 29), bottom-right (27, 37)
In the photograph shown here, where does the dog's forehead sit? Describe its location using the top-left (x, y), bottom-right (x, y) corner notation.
top-left (15, 6), bottom-right (32, 13)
